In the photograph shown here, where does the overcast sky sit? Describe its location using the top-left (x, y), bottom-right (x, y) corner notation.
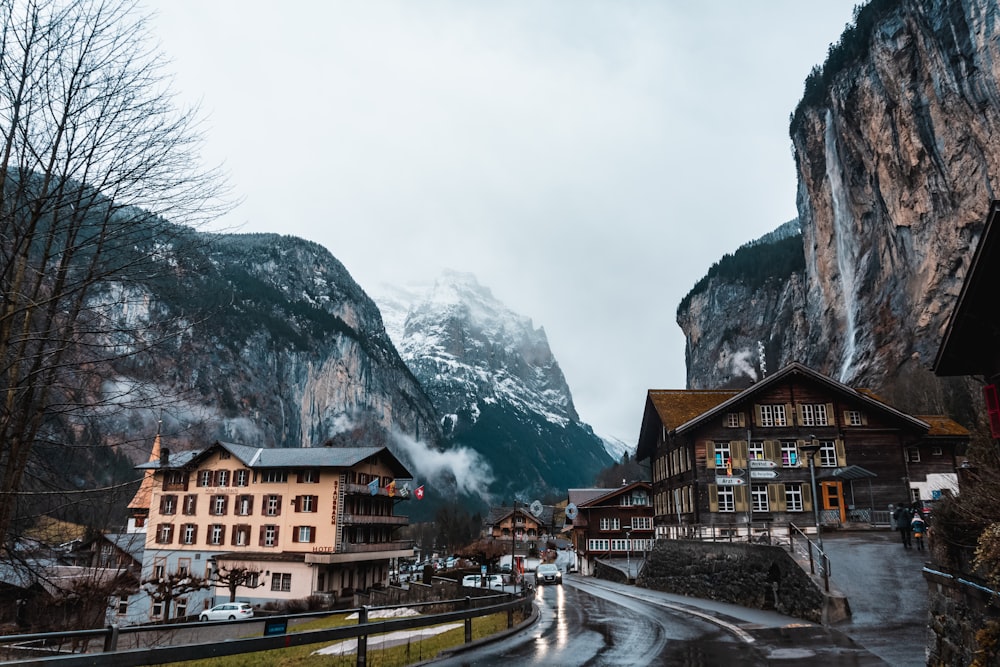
top-left (148, 1), bottom-right (858, 447)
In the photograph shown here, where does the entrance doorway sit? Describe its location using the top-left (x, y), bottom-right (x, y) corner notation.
top-left (820, 480), bottom-right (845, 523)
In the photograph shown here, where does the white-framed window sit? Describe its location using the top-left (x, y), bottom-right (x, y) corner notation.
top-left (161, 495), bottom-right (176, 515)
top-left (238, 495), bottom-right (253, 516)
top-left (620, 491), bottom-right (649, 506)
top-left (725, 412), bottom-right (741, 428)
top-left (300, 469), bottom-right (319, 483)
top-left (166, 470), bottom-right (185, 487)
top-left (932, 446), bottom-right (943, 456)
top-left (182, 524), bottom-right (196, 545)
top-left (751, 484), bottom-right (769, 512)
top-left (611, 539), bottom-right (629, 551)
top-left (759, 404), bottom-right (787, 427)
top-left (217, 470), bottom-right (229, 487)
top-left (800, 404), bottom-right (829, 427)
top-left (177, 558), bottom-right (190, 577)
top-left (908, 448), bottom-right (921, 463)
top-left (299, 495), bottom-right (316, 512)
top-left (266, 495), bottom-right (281, 516)
top-left (631, 516), bottom-right (652, 530)
top-left (152, 602), bottom-right (163, 618)
top-left (786, 484), bottom-right (803, 512)
top-left (234, 525), bottom-right (250, 546)
top-left (183, 495), bottom-right (197, 515)
top-left (213, 495), bottom-right (227, 515)
top-left (714, 441), bottom-right (732, 468)
top-left (117, 597), bottom-right (128, 615)
top-left (819, 441), bottom-right (837, 467)
top-left (781, 441), bottom-right (799, 467)
top-left (263, 525), bottom-right (277, 547)
top-left (210, 524), bottom-right (224, 545)
top-left (271, 572), bottom-right (292, 592)
top-left (153, 558), bottom-right (166, 579)
top-left (748, 441), bottom-right (765, 460)
top-left (199, 470), bottom-right (213, 487)
top-left (262, 469), bottom-right (288, 483)
top-left (236, 469), bottom-right (250, 486)
top-left (157, 524), bottom-right (173, 544)
top-left (588, 539), bottom-right (610, 551)
top-left (846, 410), bottom-right (864, 426)
top-left (717, 486), bottom-right (735, 512)
top-left (296, 526), bottom-right (314, 543)
top-left (599, 517), bottom-right (621, 530)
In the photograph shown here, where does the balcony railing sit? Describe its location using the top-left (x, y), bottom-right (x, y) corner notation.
top-left (343, 483), bottom-right (407, 498)
top-left (337, 540), bottom-right (414, 554)
top-left (340, 513), bottom-right (408, 526)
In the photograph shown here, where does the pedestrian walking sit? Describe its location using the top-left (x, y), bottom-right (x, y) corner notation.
top-left (893, 503), bottom-right (913, 549)
top-left (911, 508), bottom-right (927, 552)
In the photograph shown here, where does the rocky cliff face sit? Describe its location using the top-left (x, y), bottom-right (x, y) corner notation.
top-left (374, 271), bottom-right (613, 502)
top-left (679, 0), bottom-right (1000, 392)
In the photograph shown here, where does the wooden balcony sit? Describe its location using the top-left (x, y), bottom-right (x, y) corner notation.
top-left (340, 513), bottom-right (408, 526)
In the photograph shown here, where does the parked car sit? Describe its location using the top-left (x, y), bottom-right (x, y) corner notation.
top-left (199, 602), bottom-right (254, 621)
top-left (461, 574), bottom-right (505, 590)
top-left (535, 563), bottom-right (562, 585)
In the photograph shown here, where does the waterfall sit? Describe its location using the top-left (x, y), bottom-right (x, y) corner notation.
top-left (824, 109), bottom-right (858, 382)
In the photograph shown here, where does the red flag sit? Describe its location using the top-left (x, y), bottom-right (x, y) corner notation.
top-left (414, 485), bottom-right (425, 500)
top-left (387, 480), bottom-right (396, 497)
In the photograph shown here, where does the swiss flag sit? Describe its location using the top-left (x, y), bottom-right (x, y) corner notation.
top-left (414, 485), bottom-right (425, 500)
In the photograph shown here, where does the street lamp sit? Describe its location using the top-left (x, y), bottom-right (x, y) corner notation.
top-left (800, 436), bottom-right (823, 549)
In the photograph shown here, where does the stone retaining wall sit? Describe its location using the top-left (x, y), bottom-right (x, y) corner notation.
top-left (925, 567), bottom-right (1000, 666)
top-left (636, 540), bottom-right (828, 623)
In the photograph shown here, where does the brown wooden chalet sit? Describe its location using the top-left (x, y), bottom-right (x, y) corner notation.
top-left (636, 363), bottom-right (968, 539)
top-left (934, 200), bottom-right (1000, 438)
top-left (484, 504), bottom-right (553, 555)
top-left (565, 482), bottom-right (653, 576)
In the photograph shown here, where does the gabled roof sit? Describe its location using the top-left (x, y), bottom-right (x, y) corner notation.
top-left (127, 432), bottom-right (161, 511)
top-left (913, 415), bottom-right (971, 437)
top-left (577, 481), bottom-right (651, 509)
top-left (484, 504), bottom-right (554, 529)
top-left (637, 362), bottom-right (931, 460)
top-left (933, 201), bottom-right (1000, 377)
top-left (136, 441), bottom-right (413, 478)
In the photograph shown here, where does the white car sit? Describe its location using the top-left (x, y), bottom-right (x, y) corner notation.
top-left (199, 602), bottom-right (254, 621)
top-left (461, 574), bottom-right (505, 590)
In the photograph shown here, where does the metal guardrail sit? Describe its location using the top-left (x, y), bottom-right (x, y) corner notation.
top-left (0, 592), bottom-right (532, 667)
top-left (788, 522), bottom-right (830, 592)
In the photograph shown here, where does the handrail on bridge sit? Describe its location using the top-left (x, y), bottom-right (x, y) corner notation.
top-left (788, 522), bottom-right (831, 592)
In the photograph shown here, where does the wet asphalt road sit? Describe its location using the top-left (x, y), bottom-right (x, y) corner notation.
top-left (431, 530), bottom-right (928, 666)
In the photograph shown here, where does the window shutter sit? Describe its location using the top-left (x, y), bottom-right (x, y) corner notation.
top-left (292, 527), bottom-right (301, 543)
top-left (273, 526), bottom-right (280, 544)
top-left (231, 527), bottom-right (238, 546)
top-left (293, 496), bottom-right (300, 512)
top-left (753, 405), bottom-right (762, 426)
top-left (222, 496), bottom-right (229, 515)
top-left (768, 484), bottom-right (786, 512)
top-left (764, 440), bottom-right (780, 463)
top-left (218, 525), bottom-right (226, 544)
top-left (732, 440), bottom-right (748, 467)
top-left (309, 528), bottom-right (316, 543)
top-left (708, 484), bottom-right (719, 513)
top-left (738, 412), bottom-right (746, 428)
top-left (258, 527), bottom-right (265, 547)
top-left (796, 440), bottom-right (808, 467)
top-left (247, 496), bottom-right (254, 515)
top-left (835, 439), bottom-right (847, 467)
top-left (802, 483), bottom-right (813, 511)
top-left (785, 403), bottom-right (794, 426)
top-left (296, 471), bottom-right (304, 483)
top-left (734, 486), bottom-right (748, 512)
top-left (985, 385), bottom-right (1000, 438)
top-left (825, 403), bottom-right (835, 426)
top-left (159, 496), bottom-right (166, 513)
top-left (796, 403), bottom-right (805, 425)
top-left (842, 411), bottom-right (851, 426)
top-left (182, 474), bottom-right (189, 491)
top-left (705, 441), bottom-right (716, 469)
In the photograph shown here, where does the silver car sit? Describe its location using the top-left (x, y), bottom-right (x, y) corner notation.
top-left (535, 563), bottom-right (562, 585)
top-left (199, 602), bottom-right (254, 621)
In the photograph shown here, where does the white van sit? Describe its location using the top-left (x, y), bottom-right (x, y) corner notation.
top-left (461, 574), bottom-right (504, 590)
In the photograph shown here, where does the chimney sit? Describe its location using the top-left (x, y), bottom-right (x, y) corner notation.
top-left (160, 447), bottom-right (170, 467)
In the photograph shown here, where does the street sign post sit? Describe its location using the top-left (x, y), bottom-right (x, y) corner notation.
top-left (715, 476), bottom-right (746, 485)
top-left (749, 460), bottom-right (778, 469)
top-left (750, 470), bottom-right (778, 479)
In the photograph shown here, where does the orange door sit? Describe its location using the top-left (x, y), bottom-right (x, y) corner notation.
top-left (820, 481), bottom-right (845, 523)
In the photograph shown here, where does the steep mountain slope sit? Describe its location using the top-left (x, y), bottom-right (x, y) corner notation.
top-left (374, 271), bottom-right (614, 502)
top-left (679, 0), bottom-right (1000, 395)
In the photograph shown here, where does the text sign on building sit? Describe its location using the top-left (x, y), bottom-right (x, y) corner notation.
top-left (715, 477), bottom-right (746, 486)
top-left (750, 470), bottom-right (778, 479)
top-left (749, 460), bottom-right (778, 469)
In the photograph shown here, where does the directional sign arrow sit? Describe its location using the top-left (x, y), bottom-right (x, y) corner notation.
top-left (750, 470), bottom-right (779, 479)
top-left (749, 459), bottom-right (778, 469)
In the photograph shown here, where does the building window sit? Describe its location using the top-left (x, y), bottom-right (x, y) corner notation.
top-left (166, 471), bottom-right (186, 487)
top-left (631, 517), bottom-right (652, 530)
top-left (296, 526), bottom-right (315, 543)
top-left (932, 446), bottom-right (943, 456)
top-left (153, 558), bottom-right (166, 579)
top-left (780, 441), bottom-right (799, 467)
top-left (800, 404), bottom-right (829, 427)
top-left (177, 558), bottom-right (190, 577)
top-left (588, 539), bottom-right (610, 551)
top-left (717, 486), bottom-right (735, 512)
top-left (299, 469), bottom-right (319, 483)
top-left (714, 442), bottom-right (732, 468)
top-left (198, 470), bottom-right (213, 487)
top-left (785, 484), bottom-right (804, 512)
top-left (175, 598), bottom-right (187, 618)
top-left (908, 448), bottom-right (921, 463)
top-left (183, 495), bottom-right (197, 515)
top-left (216, 470), bottom-right (229, 487)
top-left (237, 495), bottom-right (253, 516)
top-left (751, 484), bottom-right (769, 512)
top-left (152, 602), bottom-right (163, 618)
top-left (209, 524), bottom-right (225, 546)
top-left (263, 525), bottom-right (278, 547)
top-left (182, 524), bottom-right (196, 545)
top-left (611, 539), bottom-right (629, 551)
top-left (262, 469), bottom-right (288, 483)
top-left (599, 517), bottom-right (620, 530)
top-left (819, 441), bottom-right (838, 467)
top-left (233, 525), bottom-right (250, 546)
top-left (156, 524), bottom-right (173, 544)
top-left (748, 441), bottom-right (765, 460)
top-left (759, 404), bottom-right (787, 427)
top-left (271, 573), bottom-right (292, 592)
top-left (235, 469), bottom-right (250, 486)
top-left (160, 495), bottom-right (177, 515)
top-left (298, 495), bottom-right (316, 512)
top-left (266, 495), bottom-right (282, 516)
top-left (846, 410), bottom-right (864, 426)
top-left (212, 495), bottom-right (228, 516)
top-left (117, 597), bottom-right (128, 615)
top-left (725, 412), bottom-right (742, 428)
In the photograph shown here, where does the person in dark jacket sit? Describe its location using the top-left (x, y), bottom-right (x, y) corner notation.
top-left (893, 503), bottom-right (914, 549)
top-left (911, 510), bottom-right (927, 552)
